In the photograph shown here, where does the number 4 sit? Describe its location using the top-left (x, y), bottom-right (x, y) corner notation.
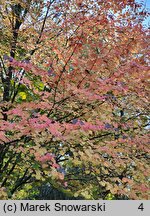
top-left (138, 203), bottom-right (144, 211)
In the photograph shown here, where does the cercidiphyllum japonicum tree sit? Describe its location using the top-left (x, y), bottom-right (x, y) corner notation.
top-left (0, 0), bottom-right (149, 199)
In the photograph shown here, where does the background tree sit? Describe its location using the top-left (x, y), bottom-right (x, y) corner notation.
top-left (0, 0), bottom-right (149, 199)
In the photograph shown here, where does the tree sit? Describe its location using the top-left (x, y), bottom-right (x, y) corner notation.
top-left (0, 0), bottom-right (149, 200)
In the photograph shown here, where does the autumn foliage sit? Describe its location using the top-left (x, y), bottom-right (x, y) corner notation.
top-left (0, 0), bottom-right (149, 199)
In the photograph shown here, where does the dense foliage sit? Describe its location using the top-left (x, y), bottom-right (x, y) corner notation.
top-left (0, 0), bottom-right (149, 200)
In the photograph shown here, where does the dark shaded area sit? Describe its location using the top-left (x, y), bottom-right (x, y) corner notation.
top-left (26, 183), bottom-right (84, 200)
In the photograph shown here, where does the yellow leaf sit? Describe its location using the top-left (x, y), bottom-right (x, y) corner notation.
top-left (19, 92), bottom-right (27, 100)
top-left (35, 170), bottom-right (41, 180)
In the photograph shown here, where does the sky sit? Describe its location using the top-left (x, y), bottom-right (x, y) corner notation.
top-left (145, 0), bottom-right (150, 8)
top-left (144, 0), bottom-right (150, 26)
top-left (136, 0), bottom-right (150, 27)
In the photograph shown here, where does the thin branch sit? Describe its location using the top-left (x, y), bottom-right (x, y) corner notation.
top-left (30, 1), bottom-right (54, 55)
